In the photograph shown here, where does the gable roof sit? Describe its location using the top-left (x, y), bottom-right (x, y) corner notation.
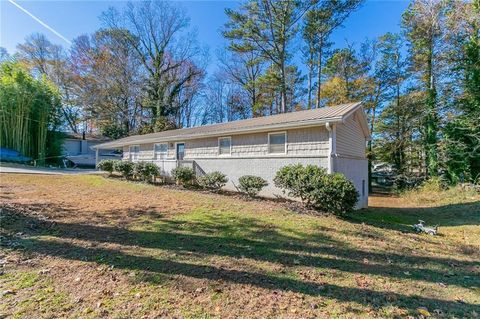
top-left (94, 102), bottom-right (369, 149)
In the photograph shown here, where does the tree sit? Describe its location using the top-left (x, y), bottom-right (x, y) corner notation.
top-left (0, 47), bottom-right (10, 62)
top-left (321, 45), bottom-right (370, 105)
top-left (224, 0), bottom-right (310, 113)
top-left (69, 29), bottom-right (143, 137)
top-left (302, 0), bottom-right (363, 108)
top-left (218, 50), bottom-right (265, 117)
top-left (101, 0), bottom-right (206, 131)
top-left (0, 62), bottom-right (62, 165)
top-left (402, 0), bottom-right (449, 177)
top-left (16, 34), bottom-right (82, 133)
top-left (369, 33), bottom-right (409, 175)
top-left (443, 0), bottom-right (480, 182)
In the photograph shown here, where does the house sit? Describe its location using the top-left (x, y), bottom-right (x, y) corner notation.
top-left (93, 102), bottom-right (371, 208)
top-left (63, 133), bottom-right (121, 167)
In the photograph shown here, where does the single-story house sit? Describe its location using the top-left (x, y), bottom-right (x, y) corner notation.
top-left (93, 102), bottom-right (371, 208)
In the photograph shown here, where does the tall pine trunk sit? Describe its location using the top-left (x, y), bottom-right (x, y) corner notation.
top-left (315, 42), bottom-right (323, 109)
top-left (424, 42), bottom-right (438, 177)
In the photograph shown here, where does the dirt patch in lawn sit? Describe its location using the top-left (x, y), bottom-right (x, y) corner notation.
top-left (1, 174), bottom-right (479, 318)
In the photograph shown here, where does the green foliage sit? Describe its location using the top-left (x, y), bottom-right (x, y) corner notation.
top-left (238, 175), bottom-right (268, 197)
top-left (308, 173), bottom-right (359, 214)
top-left (419, 176), bottom-right (447, 193)
top-left (274, 164), bottom-right (325, 203)
top-left (114, 161), bottom-right (135, 179)
top-left (443, 2), bottom-right (480, 183)
top-left (274, 164), bottom-right (358, 214)
top-left (97, 159), bottom-right (116, 174)
top-left (198, 171), bottom-right (228, 191)
top-left (171, 166), bottom-right (196, 186)
top-left (101, 123), bottom-right (129, 140)
top-left (0, 61), bottom-right (62, 165)
top-left (134, 162), bottom-right (160, 182)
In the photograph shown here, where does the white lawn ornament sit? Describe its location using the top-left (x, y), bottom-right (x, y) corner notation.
top-left (412, 220), bottom-right (438, 235)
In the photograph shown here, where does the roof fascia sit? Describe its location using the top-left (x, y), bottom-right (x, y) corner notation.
top-left (340, 103), bottom-right (371, 140)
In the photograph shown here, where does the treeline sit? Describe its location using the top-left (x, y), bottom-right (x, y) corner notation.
top-left (1, 0), bottom-right (478, 183)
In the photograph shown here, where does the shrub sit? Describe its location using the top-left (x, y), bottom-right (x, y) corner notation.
top-left (274, 164), bottom-right (326, 204)
top-left (134, 162), bottom-right (160, 182)
top-left (308, 173), bottom-right (359, 214)
top-left (198, 171), bottom-right (228, 191)
top-left (114, 160), bottom-right (134, 179)
top-left (274, 164), bottom-right (358, 214)
top-left (171, 166), bottom-right (196, 186)
top-left (238, 175), bottom-right (268, 197)
top-left (97, 159), bottom-right (115, 175)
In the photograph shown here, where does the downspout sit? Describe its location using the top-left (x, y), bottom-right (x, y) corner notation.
top-left (325, 122), bottom-right (336, 174)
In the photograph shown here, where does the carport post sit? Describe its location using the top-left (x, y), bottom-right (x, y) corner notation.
top-left (95, 148), bottom-right (99, 168)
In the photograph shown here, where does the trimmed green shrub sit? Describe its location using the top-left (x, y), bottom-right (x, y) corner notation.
top-left (134, 162), bottom-right (160, 182)
top-left (97, 159), bottom-right (115, 175)
top-left (274, 164), bottom-right (358, 214)
top-left (114, 160), bottom-right (134, 179)
top-left (171, 166), bottom-right (196, 186)
top-left (198, 171), bottom-right (228, 191)
top-left (308, 173), bottom-right (359, 214)
top-left (238, 175), bottom-right (268, 197)
top-left (274, 164), bottom-right (325, 204)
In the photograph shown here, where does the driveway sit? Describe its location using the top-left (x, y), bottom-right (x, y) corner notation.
top-left (0, 165), bottom-right (101, 175)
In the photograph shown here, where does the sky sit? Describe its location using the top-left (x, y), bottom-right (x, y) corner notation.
top-left (0, 0), bottom-right (410, 75)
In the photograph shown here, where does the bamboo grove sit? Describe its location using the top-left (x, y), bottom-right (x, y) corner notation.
top-left (0, 62), bottom-right (62, 165)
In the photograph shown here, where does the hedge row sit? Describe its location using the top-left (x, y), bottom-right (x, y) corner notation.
top-left (98, 160), bottom-right (358, 214)
top-left (97, 160), bottom-right (159, 182)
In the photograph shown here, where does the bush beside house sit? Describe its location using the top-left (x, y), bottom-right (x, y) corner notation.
top-left (134, 162), bottom-right (160, 182)
top-left (198, 171), bottom-right (228, 191)
top-left (99, 160), bottom-right (359, 214)
top-left (171, 166), bottom-right (196, 186)
top-left (113, 161), bottom-right (135, 179)
top-left (97, 160), bottom-right (115, 175)
top-left (275, 164), bottom-right (358, 214)
top-left (238, 175), bottom-right (268, 197)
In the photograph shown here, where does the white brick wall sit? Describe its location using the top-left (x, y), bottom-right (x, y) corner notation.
top-left (334, 156), bottom-right (368, 208)
top-left (194, 157), bottom-right (329, 198)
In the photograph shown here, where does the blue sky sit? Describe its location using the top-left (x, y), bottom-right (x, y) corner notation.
top-left (1, 0), bottom-right (410, 75)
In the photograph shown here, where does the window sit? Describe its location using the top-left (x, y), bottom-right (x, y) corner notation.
top-left (129, 145), bottom-right (140, 161)
top-left (218, 137), bottom-right (231, 155)
top-left (154, 143), bottom-right (168, 159)
top-left (268, 132), bottom-right (286, 154)
top-left (362, 179), bottom-right (365, 197)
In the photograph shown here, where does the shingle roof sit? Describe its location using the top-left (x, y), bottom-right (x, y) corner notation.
top-left (94, 102), bottom-right (364, 149)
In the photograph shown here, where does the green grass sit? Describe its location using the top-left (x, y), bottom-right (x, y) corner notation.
top-left (0, 174), bottom-right (479, 318)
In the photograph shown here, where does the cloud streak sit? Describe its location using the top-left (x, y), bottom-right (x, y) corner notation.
top-left (8, 0), bottom-right (72, 45)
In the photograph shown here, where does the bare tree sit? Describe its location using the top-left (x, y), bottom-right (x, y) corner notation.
top-left (101, 1), bottom-right (207, 131)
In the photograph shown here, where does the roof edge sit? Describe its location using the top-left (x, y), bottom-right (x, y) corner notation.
top-left (93, 116), bottom-right (345, 149)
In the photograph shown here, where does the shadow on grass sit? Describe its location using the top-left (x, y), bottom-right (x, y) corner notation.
top-left (346, 200), bottom-right (480, 232)
top-left (1, 203), bottom-right (479, 316)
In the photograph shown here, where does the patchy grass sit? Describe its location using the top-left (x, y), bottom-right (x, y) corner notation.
top-left (0, 174), bottom-right (479, 318)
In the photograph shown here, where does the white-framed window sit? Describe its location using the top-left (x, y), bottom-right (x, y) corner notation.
top-left (218, 137), bottom-right (231, 156)
top-left (129, 145), bottom-right (140, 161)
top-left (154, 143), bottom-right (168, 159)
top-left (268, 132), bottom-right (286, 154)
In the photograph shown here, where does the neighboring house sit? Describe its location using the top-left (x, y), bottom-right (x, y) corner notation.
top-left (93, 102), bottom-right (371, 208)
top-left (63, 133), bottom-right (121, 167)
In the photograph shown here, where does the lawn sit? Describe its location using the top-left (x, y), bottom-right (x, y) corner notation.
top-left (0, 174), bottom-right (479, 318)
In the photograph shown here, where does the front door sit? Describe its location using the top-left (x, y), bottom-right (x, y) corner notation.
top-left (176, 143), bottom-right (185, 160)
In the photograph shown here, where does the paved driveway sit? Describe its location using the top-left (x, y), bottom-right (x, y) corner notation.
top-left (0, 165), bottom-right (101, 175)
